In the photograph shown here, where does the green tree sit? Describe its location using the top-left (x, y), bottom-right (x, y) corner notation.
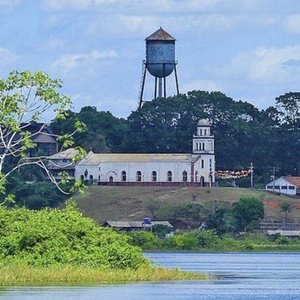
top-left (0, 70), bottom-right (85, 204)
top-left (276, 92), bottom-right (300, 128)
top-left (280, 202), bottom-right (292, 222)
top-left (231, 197), bottom-right (264, 232)
top-left (51, 106), bottom-right (128, 152)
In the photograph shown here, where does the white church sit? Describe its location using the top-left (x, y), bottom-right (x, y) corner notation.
top-left (74, 119), bottom-right (215, 186)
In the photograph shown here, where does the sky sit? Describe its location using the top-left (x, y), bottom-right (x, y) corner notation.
top-left (0, 0), bottom-right (300, 118)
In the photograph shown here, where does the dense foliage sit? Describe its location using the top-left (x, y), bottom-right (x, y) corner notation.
top-left (0, 203), bottom-right (149, 269)
top-left (128, 230), bottom-right (300, 251)
top-left (51, 91), bottom-right (300, 183)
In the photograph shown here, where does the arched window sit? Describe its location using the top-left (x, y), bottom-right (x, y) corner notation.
top-left (152, 171), bottom-right (157, 182)
top-left (109, 176), bottom-right (114, 183)
top-left (98, 175), bottom-right (101, 182)
top-left (167, 171), bottom-right (172, 182)
top-left (195, 171), bottom-right (198, 182)
top-left (80, 175), bottom-right (84, 180)
top-left (182, 171), bottom-right (187, 182)
top-left (136, 171), bottom-right (142, 182)
top-left (121, 171), bottom-right (126, 182)
top-left (89, 175), bottom-right (93, 180)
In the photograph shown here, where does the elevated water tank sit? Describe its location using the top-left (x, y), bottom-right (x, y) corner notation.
top-left (145, 27), bottom-right (176, 78)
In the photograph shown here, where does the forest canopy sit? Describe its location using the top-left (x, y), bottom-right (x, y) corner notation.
top-left (51, 91), bottom-right (300, 181)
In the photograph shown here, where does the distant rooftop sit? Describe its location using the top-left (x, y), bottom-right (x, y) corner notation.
top-left (48, 148), bottom-right (79, 160)
top-left (146, 27), bottom-right (176, 41)
top-left (285, 176), bottom-right (300, 188)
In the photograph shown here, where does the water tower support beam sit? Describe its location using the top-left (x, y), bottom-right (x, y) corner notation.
top-left (138, 63), bottom-right (147, 108)
top-left (174, 65), bottom-right (180, 95)
top-left (158, 78), bottom-right (162, 98)
top-left (164, 77), bottom-right (166, 98)
top-left (154, 77), bottom-right (157, 99)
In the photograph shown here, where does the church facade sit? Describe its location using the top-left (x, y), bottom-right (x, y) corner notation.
top-left (75, 119), bottom-right (215, 186)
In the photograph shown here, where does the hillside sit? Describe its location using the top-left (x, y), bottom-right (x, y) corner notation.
top-left (71, 186), bottom-right (300, 225)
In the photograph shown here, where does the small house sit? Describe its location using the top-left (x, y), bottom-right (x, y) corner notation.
top-left (103, 220), bottom-right (173, 232)
top-left (265, 176), bottom-right (300, 196)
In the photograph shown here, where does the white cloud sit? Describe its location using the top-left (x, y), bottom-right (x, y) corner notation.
top-left (0, 47), bottom-right (18, 66)
top-left (228, 45), bottom-right (300, 83)
top-left (283, 14), bottom-right (300, 34)
top-left (41, 0), bottom-right (265, 14)
top-left (0, 0), bottom-right (20, 11)
top-left (53, 50), bottom-right (118, 72)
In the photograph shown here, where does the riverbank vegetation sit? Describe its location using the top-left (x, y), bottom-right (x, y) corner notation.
top-left (128, 230), bottom-right (300, 252)
top-left (0, 265), bottom-right (207, 286)
top-left (0, 203), bottom-right (206, 286)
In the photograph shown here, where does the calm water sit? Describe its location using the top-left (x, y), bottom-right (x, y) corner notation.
top-left (1, 252), bottom-right (300, 300)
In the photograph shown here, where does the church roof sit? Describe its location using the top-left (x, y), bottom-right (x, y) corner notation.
top-left (78, 153), bottom-right (193, 165)
top-left (145, 27), bottom-right (176, 41)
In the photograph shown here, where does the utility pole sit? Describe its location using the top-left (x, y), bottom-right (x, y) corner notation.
top-left (271, 167), bottom-right (279, 192)
top-left (250, 162), bottom-right (254, 188)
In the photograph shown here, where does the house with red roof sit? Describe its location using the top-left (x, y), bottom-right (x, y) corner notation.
top-left (265, 176), bottom-right (300, 196)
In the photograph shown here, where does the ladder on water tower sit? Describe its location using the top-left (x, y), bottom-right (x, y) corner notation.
top-left (137, 61), bottom-right (146, 109)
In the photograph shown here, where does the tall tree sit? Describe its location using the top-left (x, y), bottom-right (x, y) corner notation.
top-left (0, 70), bottom-right (85, 204)
top-left (276, 92), bottom-right (300, 128)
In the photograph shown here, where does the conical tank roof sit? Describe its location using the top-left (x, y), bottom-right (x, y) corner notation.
top-left (146, 27), bottom-right (176, 41)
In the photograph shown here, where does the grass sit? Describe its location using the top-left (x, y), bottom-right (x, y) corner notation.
top-left (71, 186), bottom-right (299, 223)
top-left (0, 265), bottom-right (209, 286)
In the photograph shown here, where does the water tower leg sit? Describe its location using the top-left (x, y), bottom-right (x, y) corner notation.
top-left (158, 78), bottom-right (162, 98)
top-left (154, 77), bottom-right (157, 99)
top-left (138, 63), bottom-right (147, 108)
top-left (174, 65), bottom-right (180, 95)
top-left (163, 77), bottom-right (166, 98)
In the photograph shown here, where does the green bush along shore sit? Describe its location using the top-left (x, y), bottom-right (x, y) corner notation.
top-left (128, 230), bottom-right (300, 252)
top-left (0, 203), bottom-right (205, 285)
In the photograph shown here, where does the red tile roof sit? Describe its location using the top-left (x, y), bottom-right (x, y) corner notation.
top-left (285, 176), bottom-right (300, 188)
top-left (146, 27), bottom-right (176, 41)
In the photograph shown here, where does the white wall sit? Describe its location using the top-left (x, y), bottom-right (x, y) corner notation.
top-left (75, 156), bottom-right (215, 184)
top-left (265, 177), bottom-right (297, 195)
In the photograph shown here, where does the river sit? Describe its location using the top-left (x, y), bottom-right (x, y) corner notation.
top-left (1, 252), bottom-right (300, 300)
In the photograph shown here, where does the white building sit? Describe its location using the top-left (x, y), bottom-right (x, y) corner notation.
top-left (265, 176), bottom-right (300, 196)
top-left (47, 148), bottom-right (79, 179)
top-left (75, 119), bottom-right (215, 186)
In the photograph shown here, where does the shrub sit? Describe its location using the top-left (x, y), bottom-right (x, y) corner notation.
top-left (0, 203), bottom-right (149, 269)
top-left (128, 231), bottom-right (162, 249)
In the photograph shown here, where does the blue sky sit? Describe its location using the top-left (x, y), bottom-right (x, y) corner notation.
top-left (1, 0), bottom-right (300, 117)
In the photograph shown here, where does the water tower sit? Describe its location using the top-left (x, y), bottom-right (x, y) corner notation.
top-left (138, 27), bottom-right (180, 108)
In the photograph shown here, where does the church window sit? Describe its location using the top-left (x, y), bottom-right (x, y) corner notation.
top-left (195, 171), bottom-right (198, 182)
top-left (199, 129), bottom-right (202, 136)
top-left (121, 171), bottom-right (126, 182)
top-left (182, 171), bottom-right (187, 182)
top-left (89, 175), bottom-right (93, 180)
top-left (167, 171), bottom-right (172, 182)
top-left (202, 143), bottom-right (205, 151)
top-left (209, 159), bottom-right (212, 168)
top-left (152, 171), bottom-right (157, 182)
top-left (204, 129), bottom-right (207, 136)
top-left (80, 175), bottom-right (84, 180)
top-left (136, 171), bottom-right (142, 182)
top-left (201, 159), bottom-right (205, 169)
